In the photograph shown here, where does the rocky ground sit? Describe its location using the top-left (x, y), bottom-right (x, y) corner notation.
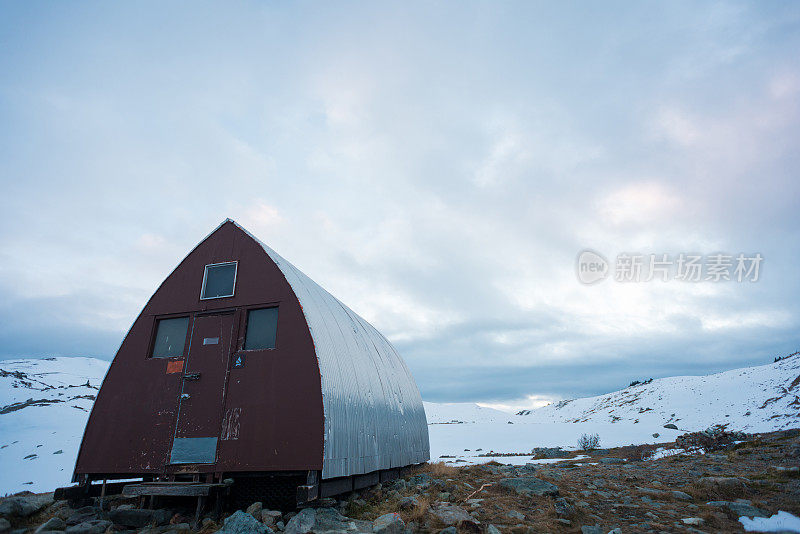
top-left (1, 429), bottom-right (798, 534)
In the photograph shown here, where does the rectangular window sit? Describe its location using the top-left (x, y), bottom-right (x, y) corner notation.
top-left (201, 262), bottom-right (237, 299)
top-left (151, 317), bottom-right (190, 358)
top-left (244, 307), bottom-right (279, 350)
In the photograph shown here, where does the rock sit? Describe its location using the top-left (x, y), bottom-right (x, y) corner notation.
top-left (0, 519), bottom-right (9, 533)
top-left (437, 492), bottom-right (451, 501)
top-left (506, 510), bottom-right (524, 521)
top-left (497, 477), bottom-right (558, 497)
top-left (217, 510), bottom-right (271, 534)
top-left (247, 502), bottom-right (263, 520)
top-left (456, 519), bottom-right (481, 534)
top-left (580, 526), bottom-right (602, 534)
top-left (399, 496), bottom-right (418, 510)
top-left (373, 513), bottom-right (404, 534)
top-left (486, 525), bottom-right (501, 534)
top-left (554, 498), bottom-right (575, 517)
top-left (772, 466), bottom-right (800, 474)
top-left (706, 500), bottom-right (767, 518)
top-left (35, 517), bottom-right (66, 532)
top-left (438, 528), bottom-right (457, 534)
top-left (408, 474), bottom-right (432, 489)
top-left (64, 519), bottom-right (112, 534)
top-left (313, 507), bottom-right (370, 532)
top-left (663, 424), bottom-right (678, 430)
top-left (261, 511), bottom-right (278, 526)
top-left (696, 477), bottom-right (748, 493)
top-left (431, 503), bottom-right (472, 525)
top-left (0, 493), bottom-right (55, 517)
top-left (652, 433), bottom-right (660, 438)
top-left (531, 447), bottom-right (569, 458)
top-left (671, 491), bottom-right (692, 501)
top-left (557, 519), bottom-right (571, 526)
top-left (607, 529), bottom-right (622, 534)
top-left (598, 458), bottom-right (625, 464)
top-left (65, 507), bottom-right (99, 526)
top-left (681, 518), bottom-right (704, 525)
top-left (284, 508), bottom-right (315, 534)
top-left (276, 521), bottom-right (285, 530)
top-left (108, 508), bottom-right (172, 528)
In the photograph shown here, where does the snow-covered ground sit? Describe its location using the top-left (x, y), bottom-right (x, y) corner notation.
top-left (424, 355), bottom-right (800, 464)
top-left (1, 355), bottom-right (798, 496)
top-left (425, 402), bottom-right (684, 465)
top-left (0, 357), bottom-right (108, 496)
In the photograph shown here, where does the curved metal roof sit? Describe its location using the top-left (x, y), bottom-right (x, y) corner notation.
top-left (233, 221), bottom-right (430, 479)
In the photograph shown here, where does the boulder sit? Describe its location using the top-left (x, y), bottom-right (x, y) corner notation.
top-left (671, 491), bottom-right (692, 501)
top-left (284, 508), bottom-right (315, 534)
top-left (506, 510), bottom-right (524, 521)
top-left (486, 525), bottom-right (501, 534)
top-left (35, 517), bottom-right (66, 532)
top-left (580, 526), bottom-right (602, 534)
top-left (598, 458), bottom-right (624, 465)
top-left (65, 507), bottom-right (99, 526)
top-left (431, 503), bottom-right (471, 525)
top-left (531, 447), bottom-right (569, 459)
top-left (372, 513), bottom-right (404, 534)
top-left (696, 477), bottom-right (748, 493)
top-left (554, 498), bottom-right (575, 517)
top-left (247, 502), bottom-right (263, 521)
top-left (399, 496), bottom-right (419, 510)
top-left (0, 493), bottom-right (55, 517)
top-left (497, 477), bottom-right (559, 497)
top-left (455, 519), bottom-right (481, 534)
top-left (312, 507), bottom-right (370, 532)
top-left (438, 528), bottom-right (457, 534)
top-left (216, 510), bottom-right (271, 534)
top-left (64, 519), bottom-right (112, 534)
top-left (663, 424), bottom-right (678, 430)
top-left (706, 500), bottom-right (767, 518)
top-left (0, 518), bottom-right (10, 533)
top-left (109, 508), bottom-right (172, 528)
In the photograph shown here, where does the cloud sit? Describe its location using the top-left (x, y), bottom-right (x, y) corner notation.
top-left (0, 1), bottom-right (799, 408)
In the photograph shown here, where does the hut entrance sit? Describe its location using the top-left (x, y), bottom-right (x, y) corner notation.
top-left (168, 311), bottom-right (236, 465)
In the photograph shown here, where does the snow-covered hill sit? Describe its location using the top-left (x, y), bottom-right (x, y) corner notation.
top-left (519, 355), bottom-right (800, 433)
top-left (0, 357), bottom-right (108, 496)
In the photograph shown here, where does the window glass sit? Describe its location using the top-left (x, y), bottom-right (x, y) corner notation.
top-left (244, 307), bottom-right (279, 350)
top-left (201, 262), bottom-right (237, 299)
top-left (151, 317), bottom-right (190, 358)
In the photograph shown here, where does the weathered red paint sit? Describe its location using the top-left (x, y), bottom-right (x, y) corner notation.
top-left (74, 221), bottom-right (324, 479)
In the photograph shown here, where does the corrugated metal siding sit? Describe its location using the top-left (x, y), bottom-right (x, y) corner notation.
top-left (236, 223), bottom-right (430, 479)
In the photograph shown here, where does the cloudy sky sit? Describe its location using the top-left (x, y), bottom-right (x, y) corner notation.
top-left (1, 2), bottom-right (799, 410)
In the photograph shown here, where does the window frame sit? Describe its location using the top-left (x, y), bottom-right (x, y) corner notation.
top-left (148, 314), bottom-right (192, 360)
top-left (239, 304), bottom-right (280, 352)
top-left (200, 261), bottom-right (238, 300)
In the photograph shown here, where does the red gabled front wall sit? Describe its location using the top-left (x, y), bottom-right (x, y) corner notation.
top-left (74, 222), bottom-right (324, 478)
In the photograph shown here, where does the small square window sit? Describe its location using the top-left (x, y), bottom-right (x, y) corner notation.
top-left (244, 307), bottom-right (279, 350)
top-left (201, 262), bottom-right (237, 299)
top-left (151, 317), bottom-right (190, 358)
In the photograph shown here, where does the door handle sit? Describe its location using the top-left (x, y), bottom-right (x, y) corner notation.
top-left (184, 373), bottom-right (201, 381)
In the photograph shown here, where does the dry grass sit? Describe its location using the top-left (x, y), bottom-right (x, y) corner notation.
top-left (685, 479), bottom-right (750, 501)
top-left (419, 461), bottom-right (461, 478)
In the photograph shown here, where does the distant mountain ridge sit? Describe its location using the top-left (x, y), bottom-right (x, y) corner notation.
top-left (516, 354), bottom-right (800, 432)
